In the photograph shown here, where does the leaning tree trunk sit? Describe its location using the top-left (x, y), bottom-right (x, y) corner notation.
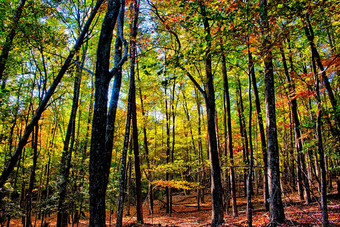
top-left (259, 0), bottom-right (285, 225)
top-left (0, 0), bottom-right (26, 85)
top-left (0, 0), bottom-right (105, 189)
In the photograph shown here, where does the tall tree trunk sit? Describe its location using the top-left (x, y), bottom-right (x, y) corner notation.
top-left (25, 125), bottom-right (38, 227)
top-left (163, 80), bottom-right (171, 214)
top-left (221, 51), bottom-right (230, 213)
top-left (57, 52), bottom-right (84, 227)
top-left (89, 0), bottom-right (123, 226)
top-left (236, 77), bottom-right (249, 197)
top-left (247, 51), bottom-right (254, 227)
top-left (129, 0), bottom-right (143, 222)
top-left (221, 48), bottom-right (237, 217)
top-left (259, 0), bottom-right (285, 224)
top-left (311, 54), bottom-right (329, 227)
top-left (0, 0), bottom-right (105, 189)
top-left (137, 60), bottom-right (153, 214)
top-left (200, 2), bottom-right (224, 225)
top-left (249, 50), bottom-right (269, 211)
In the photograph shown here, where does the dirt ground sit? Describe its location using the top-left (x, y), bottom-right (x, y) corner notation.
top-left (8, 183), bottom-right (340, 226)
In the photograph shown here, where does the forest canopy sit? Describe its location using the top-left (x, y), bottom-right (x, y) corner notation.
top-left (0, 0), bottom-right (339, 226)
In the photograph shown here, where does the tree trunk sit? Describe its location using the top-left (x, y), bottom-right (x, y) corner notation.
top-left (129, 0), bottom-right (143, 222)
top-left (137, 60), bottom-right (153, 214)
top-left (221, 50), bottom-right (237, 217)
top-left (200, 2), bottom-right (224, 225)
top-left (247, 49), bottom-right (254, 227)
top-left (249, 50), bottom-right (269, 211)
top-left (0, 0), bottom-right (27, 85)
top-left (236, 77), bottom-right (249, 197)
top-left (25, 125), bottom-right (38, 227)
top-left (89, 0), bottom-right (123, 226)
top-left (57, 53), bottom-right (83, 227)
top-left (302, 14), bottom-right (339, 127)
top-left (312, 53), bottom-right (329, 227)
top-left (259, 0), bottom-right (285, 224)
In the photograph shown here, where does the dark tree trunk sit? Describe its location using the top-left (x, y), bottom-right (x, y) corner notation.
top-left (311, 54), bottom-right (329, 227)
top-left (221, 53), bottom-right (237, 217)
top-left (129, 0), bottom-right (143, 222)
top-left (236, 77), bottom-right (249, 198)
top-left (89, 0), bottom-right (122, 226)
top-left (57, 54), bottom-right (83, 227)
top-left (25, 125), bottom-right (38, 227)
top-left (137, 60), bottom-right (153, 214)
top-left (259, 0), bottom-right (285, 224)
top-left (0, 0), bottom-right (26, 85)
top-left (221, 51), bottom-right (231, 213)
top-left (249, 50), bottom-right (269, 211)
top-left (200, 2), bottom-right (224, 225)
top-left (302, 14), bottom-right (339, 126)
top-left (0, 0), bottom-right (105, 189)
top-left (247, 49), bottom-right (254, 227)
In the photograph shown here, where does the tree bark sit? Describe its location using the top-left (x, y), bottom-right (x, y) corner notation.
top-left (247, 50), bottom-right (254, 227)
top-left (236, 77), bottom-right (249, 198)
top-left (259, 0), bottom-right (285, 224)
top-left (57, 53), bottom-right (84, 227)
top-left (89, 0), bottom-right (122, 226)
top-left (200, 2), bottom-right (224, 225)
top-left (311, 53), bottom-right (329, 227)
top-left (249, 50), bottom-right (269, 211)
top-left (129, 0), bottom-right (143, 222)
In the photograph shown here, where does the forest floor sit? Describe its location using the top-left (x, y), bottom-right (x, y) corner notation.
top-left (9, 182), bottom-right (340, 226)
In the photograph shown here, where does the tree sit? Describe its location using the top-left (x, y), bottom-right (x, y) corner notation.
top-left (89, 0), bottom-right (126, 225)
top-left (0, 0), bottom-right (26, 88)
top-left (0, 0), bottom-right (105, 189)
top-left (259, 0), bottom-right (285, 224)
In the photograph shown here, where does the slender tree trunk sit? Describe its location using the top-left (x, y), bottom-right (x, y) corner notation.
top-left (129, 0), bottom-right (143, 221)
top-left (311, 54), bottom-right (329, 227)
top-left (260, 0), bottom-right (285, 224)
top-left (221, 51), bottom-right (237, 217)
top-left (302, 14), bottom-right (339, 126)
top-left (247, 50), bottom-right (254, 227)
top-left (249, 50), bottom-right (269, 211)
top-left (57, 52), bottom-right (84, 227)
top-left (0, 0), bottom-right (26, 85)
top-left (25, 125), bottom-right (38, 227)
top-left (236, 77), bottom-right (249, 197)
top-left (137, 60), bottom-right (153, 214)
